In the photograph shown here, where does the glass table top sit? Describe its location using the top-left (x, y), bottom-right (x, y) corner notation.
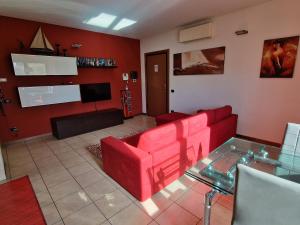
top-left (185, 137), bottom-right (300, 195)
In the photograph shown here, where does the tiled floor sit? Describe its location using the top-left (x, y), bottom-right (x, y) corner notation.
top-left (2, 115), bottom-right (233, 225)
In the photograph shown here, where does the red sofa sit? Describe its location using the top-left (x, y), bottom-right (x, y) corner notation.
top-left (101, 105), bottom-right (238, 201)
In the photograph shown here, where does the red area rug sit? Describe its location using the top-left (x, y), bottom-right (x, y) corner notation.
top-left (0, 176), bottom-right (46, 225)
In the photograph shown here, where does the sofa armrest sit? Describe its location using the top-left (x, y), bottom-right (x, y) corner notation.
top-left (101, 136), bottom-right (153, 201)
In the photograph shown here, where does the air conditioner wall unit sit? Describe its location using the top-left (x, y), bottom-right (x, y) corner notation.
top-left (178, 22), bottom-right (213, 43)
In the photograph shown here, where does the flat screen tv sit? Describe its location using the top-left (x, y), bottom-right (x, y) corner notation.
top-left (80, 83), bottom-right (111, 103)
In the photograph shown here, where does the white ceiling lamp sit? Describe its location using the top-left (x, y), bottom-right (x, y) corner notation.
top-left (113, 18), bottom-right (136, 31)
top-left (85, 13), bottom-right (117, 28)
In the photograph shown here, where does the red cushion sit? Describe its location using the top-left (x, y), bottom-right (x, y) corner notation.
top-left (188, 111), bottom-right (216, 135)
top-left (138, 119), bottom-right (189, 152)
top-left (122, 133), bottom-right (143, 147)
top-left (215, 105), bottom-right (232, 122)
top-left (155, 112), bottom-right (190, 125)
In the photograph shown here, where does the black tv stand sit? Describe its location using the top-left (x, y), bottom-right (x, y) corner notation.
top-left (51, 108), bottom-right (123, 139)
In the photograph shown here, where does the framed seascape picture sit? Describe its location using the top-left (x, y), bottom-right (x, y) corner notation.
top-left (173, 46), bottom-right (225, 75)
top-left (260, 36), bottom-right (299, 78)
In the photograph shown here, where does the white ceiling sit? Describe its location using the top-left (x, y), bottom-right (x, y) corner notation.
top-left (0, 0), bottom-right (270, 39)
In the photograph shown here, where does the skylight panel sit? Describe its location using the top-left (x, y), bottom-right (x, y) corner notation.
top-left (85, 13), bottom-right (117, 28)
top-left (113, 18), bottom-right (136, 31)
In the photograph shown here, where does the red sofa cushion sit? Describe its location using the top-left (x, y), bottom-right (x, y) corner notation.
top-left (155, 112), bottom-right (191, 126)
top-left (188, 111), bottom-right (215, 135)
top-left (137, 119), bottom-right (189, 152)
top-left (122, 133), bottom-right (142, 147)
top-left (215, 105), bottom-right (232, 122)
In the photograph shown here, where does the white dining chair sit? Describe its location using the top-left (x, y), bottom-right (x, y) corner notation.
top-left (231, 164), bottom-right (300, 225)
top-left (281, 123), bottom-right (300, 157)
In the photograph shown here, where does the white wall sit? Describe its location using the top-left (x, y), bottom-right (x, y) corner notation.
top-left (140, 0), bottom-right (300, 143)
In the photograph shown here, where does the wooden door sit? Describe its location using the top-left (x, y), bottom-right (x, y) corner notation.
top-left (145, 50), bottom-right (169, 116)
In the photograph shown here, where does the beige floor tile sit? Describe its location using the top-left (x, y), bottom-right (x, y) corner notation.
top-left (31, 178), bottom-right (48, 193)
top-left (135, 191), bottom-right (173, 218)
top-left (27, 141), bottom-right (47, 150)
top-left (155, 203), bottom-right (198, 225)
top-left (47, 141), bottom-right (68, 149)
top-left (64, 136), bottom-right (84, 145)
top-left (55, 151), bottom-right (79, 161)
top-left (75, 169), bottom-right (105, 188)
top-left (36, 191), bottom-right (53, 207)
top-left (39, 165), bottom-right (67, 177)
top-left (61, 156), bottom-right (86, 168)
top-left (51, 145), bottom-right (73, 154)
top-left (68, 162), bottom-right (94, 177)
top-left (191, 182), bottom-right (212, 195)
top-left (43, 170), bottom-right (73, 188)
top-left (8, 155), bottom-right (33, 167)
top-left (109, 203), bottom-right (152, 225)
top-left (117, 185), bottom-right (136, 201)
top-left (85, 179), bottom-right (117, 201)
top-left (216, 195), bottom-right (234, 210)
top-left (31, 149), bottom-right (54, 160)
top-left (159, 178), bottom-right (189, 201)
top-left (10, 163), bottom-right (40, 180)
top-left (48, 179), bottom-right (82, 201)
top-left (63, 204), bottom-right (106, 225)
top-left (35, 155), bottom-right (61, 169)
top-left (10, 162), bottom-right (37, 173)
top-left (41, 203), bottom-right (62, 225)
top-left (70, 141), bottom-right (89, 150)
top-left (210, 203), bottom-right (232, 225)
top-left (95, 189), bottom-right (132, 218)
top-left (53, 220), bottom-right (64, 225)
top-left (176, 189), bottom-right (205, 219)
top-left (100, 221), bottom-right (112, 225)
top-left (74, 147), bottom-right (90, 156)
top-left (55, 191), bottom-right (92, 218)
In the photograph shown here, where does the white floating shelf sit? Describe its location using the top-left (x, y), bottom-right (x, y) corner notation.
top-left (18, 85), bottom-right (81, 108)
top-left (11, 53), bottom-right (78, 76)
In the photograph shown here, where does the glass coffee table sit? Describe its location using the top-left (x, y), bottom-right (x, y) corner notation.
top-left (185, 137), bottom-right (300, 225)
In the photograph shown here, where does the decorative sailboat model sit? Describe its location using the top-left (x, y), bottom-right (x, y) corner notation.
top-left (30, 27), bottom-right (54, 55)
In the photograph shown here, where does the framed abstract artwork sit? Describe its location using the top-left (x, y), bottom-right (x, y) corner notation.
top-left (173, 46), bottom-right (225, 75)
top-left (260, 36), bottom-right (299, 78)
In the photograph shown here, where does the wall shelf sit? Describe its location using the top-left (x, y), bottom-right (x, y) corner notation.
top-left (78, 65), bottom-right (117, 69)
top-left (77, 57), bottom-right (117, 68)
top-left (11, 53), bottom-right (78, 76)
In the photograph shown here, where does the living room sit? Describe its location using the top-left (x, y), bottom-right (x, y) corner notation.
top-left (0, 0), bottom-right (299, 225)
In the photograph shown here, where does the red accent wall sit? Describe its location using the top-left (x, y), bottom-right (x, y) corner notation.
top-left (0, 16), bottom-right (142, 143)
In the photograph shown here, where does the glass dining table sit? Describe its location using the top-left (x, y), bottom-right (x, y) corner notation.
top-left (185, 137), bottom-right (300, 225)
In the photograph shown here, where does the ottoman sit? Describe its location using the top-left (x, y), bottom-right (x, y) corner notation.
top-left (155, 112), bottom-right (191, 126)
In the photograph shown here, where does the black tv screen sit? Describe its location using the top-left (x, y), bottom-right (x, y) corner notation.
top-left (80, 83), bottom-right (111, 103)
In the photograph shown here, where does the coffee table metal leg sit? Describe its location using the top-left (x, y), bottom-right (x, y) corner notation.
top-left (204, 189), bottom-right (217, 225)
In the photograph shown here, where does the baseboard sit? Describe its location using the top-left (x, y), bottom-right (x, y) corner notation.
top-left (3, 133), bottom-right (53, 146)
top-left (236, 134), bottom-right (281, 147)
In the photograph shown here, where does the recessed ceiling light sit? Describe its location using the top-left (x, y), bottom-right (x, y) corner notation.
top-left (113, 18), bottom-right (136, 31)
top-left (85, 13), bottom-right (117, 28)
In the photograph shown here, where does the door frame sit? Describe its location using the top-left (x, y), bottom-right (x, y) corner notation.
top-left (144, 49), bottom-right (170, 115)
